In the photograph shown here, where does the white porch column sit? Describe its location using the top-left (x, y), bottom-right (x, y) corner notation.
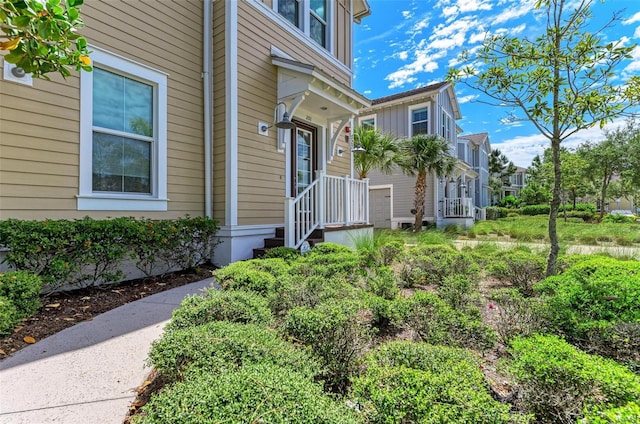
top-left (343, 175), bottom-right (351, 226)
top-left (364, 178), bottom-right (370, 224)
top-left (317, 170), bottom-right (326, 228)
top-left (284, 197), bottom-right (294, 247)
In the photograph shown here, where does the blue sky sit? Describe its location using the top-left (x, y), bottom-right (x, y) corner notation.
top-left (353, 0), bottom-right (640, 167)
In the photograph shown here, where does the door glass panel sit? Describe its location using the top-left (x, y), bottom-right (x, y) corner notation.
top-left (296, 128), bottom-right (313, 195)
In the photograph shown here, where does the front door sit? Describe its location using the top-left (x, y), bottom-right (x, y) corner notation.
top-left (291, 122), bottom-right (317, 196)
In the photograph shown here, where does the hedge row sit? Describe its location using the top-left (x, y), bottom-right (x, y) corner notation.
top-left (0, 217), bottom-right (219, 291)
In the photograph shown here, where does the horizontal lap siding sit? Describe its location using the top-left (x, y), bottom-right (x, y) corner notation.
top-left (236, 1), bottom-right (354, 226)
top-left (0, 0), bottom-right (205, 220)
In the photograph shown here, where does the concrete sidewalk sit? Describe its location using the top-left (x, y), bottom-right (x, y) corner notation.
top-left (0, 278), bottom-right (214, 424)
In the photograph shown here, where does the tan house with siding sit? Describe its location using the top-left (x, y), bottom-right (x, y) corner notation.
top-left (0, 0), bottom-right (372, 265)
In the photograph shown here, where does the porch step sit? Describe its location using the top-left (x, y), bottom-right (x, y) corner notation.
top-left (252, 228), bottom-right (324, 259)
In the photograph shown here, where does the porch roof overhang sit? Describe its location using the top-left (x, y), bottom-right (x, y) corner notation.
top-left (272, 55), bottom-right (371, 157)
top-left (454, 160), bottom-right (479, 179)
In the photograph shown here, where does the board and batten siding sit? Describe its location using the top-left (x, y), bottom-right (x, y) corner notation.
top-left (0, 0), bottom-right (206, 220)
top-left (234, 0), bottom-right (355, 226)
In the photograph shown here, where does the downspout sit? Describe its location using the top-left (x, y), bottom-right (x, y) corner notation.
top-left (203, 0), bottom-right (213, 218)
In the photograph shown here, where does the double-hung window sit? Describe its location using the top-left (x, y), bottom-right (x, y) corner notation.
top-left (359, 114), bottom-right (376, 130)
top-left (409, 103), bottom-right (429, 136)
top-left (276, 0), bottom-right (330, 49)
top-left (441, 110), bottom-right (453, 141)
top-left (78, 48), bottom-right (168, 211)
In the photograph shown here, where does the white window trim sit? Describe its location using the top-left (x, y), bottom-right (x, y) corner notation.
top-left (273, 0), bottom-right (333, 51)
top-left (358, 114), bottom-right (376, 129)
top-left (441, 109), bottom-right (453, 141)
top-left (78, 47), bottom-right (168, 211)
top-left (249, 0), bottom-right (345, 73)
top-left (408, 101), bottom-right (430, 137)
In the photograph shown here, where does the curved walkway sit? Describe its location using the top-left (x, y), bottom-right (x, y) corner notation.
top-left (0, 278), bottom-right (214, 424)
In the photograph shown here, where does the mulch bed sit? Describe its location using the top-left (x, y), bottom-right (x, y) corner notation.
top-left (0, 264), bottom-right (216, 360)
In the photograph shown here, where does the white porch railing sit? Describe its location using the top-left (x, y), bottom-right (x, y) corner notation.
top-left (285, 172), bottom-right (369, 249)
top-left (474, 207), bottom-right (486, 221)
top-left (444, 197), bottom-right (474, 218)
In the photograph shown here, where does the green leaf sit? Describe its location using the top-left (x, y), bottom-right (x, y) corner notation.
top-left (67, 7), bottom-right (79, 21)
top-left (13, 15), bottom-right (32, 27)
top-left (67, 0), bottom-right (84, 7)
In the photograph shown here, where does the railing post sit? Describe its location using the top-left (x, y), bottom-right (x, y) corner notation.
top-left (318, 170), bottom-right (326, 229)
top-left (284, 197), bottom-right (294, 247)
top-left (343, 175), bottom-right (350, 226)
top-left (364, 178), bottom-right (370, 224)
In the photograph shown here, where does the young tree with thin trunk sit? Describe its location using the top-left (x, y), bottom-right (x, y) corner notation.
top-left (352, 125), bottom-right (399, 179)
top-left (448, 0), bottom-right (640, 276)
top-left (398, 134), bottom-right (457, 232)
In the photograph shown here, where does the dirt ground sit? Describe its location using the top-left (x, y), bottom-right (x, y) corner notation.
top-left (0, 264), bottom-right (216, 360)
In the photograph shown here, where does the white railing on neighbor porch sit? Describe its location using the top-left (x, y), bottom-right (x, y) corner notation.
top-left (444, 197), bottom-right (474, 218)
top-left (474, 206), bottom-right (486, 221)
top-left (285, 171), bottom-right (369, 249)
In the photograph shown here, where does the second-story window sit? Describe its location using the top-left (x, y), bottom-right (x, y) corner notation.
top-left (278, 0), bottom-right (300, 27)
top-left (276, 0), bottom-right (329, 49)
top-left (310, 0), bottom-right (327, 47)
top-left (441, 110), bottom-right (453, 141)
top-left (411, 106), bottom-right (429, 136)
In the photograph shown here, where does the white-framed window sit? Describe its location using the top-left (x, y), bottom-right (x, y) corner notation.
top-left (275, 0), bottom-right (331, 49)
top-left (441, 109), bottom-right (453, 141)
top-left (78, 48), bottom-right (168, 211)
top-left (359, 114), bottom-right (376, 130)
top-left (409, 102), bottom-right (429, 136)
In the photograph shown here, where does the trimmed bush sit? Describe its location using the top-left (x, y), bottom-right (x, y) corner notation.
top-left (148, 321), bottom-right (319, 382)
top-left (213, 258), bottom-right (290, 296)
top-left (364, 266), bottom-right (400, 300)
top-left (489, 289), bottom-right (546, 345)
top-left (521, 204), bottom-right (550, 216)
top-left (602, 214), bottom-right (636, 224)
top-left (507, 334), bottom-right (640, 424)
top-left (133, 364), bottom-right (362, 424)
top-left (290, 243), bottom-right (361, 278)
top-left (0, 271), bottom-right (42, 336)
top-left (284, 299), bottom-right (374, 392)
top-left (166, 289), bottom-right (273, 331)
top-left (486, 250), bottom-right (546, 296)
top-left (583, 402), bottom-right (640, 423)
top-left (402, 291), bottom-right (496, 351)
top-left (486, 206), bottom-right (510, 220)
top-left (262, 246), bottom-right (301, 261)
top-left (0, 295), bottom-right (18, 336)
top-left (351, 341), bottom-right (527, 423)
top-left (399, 244), bottom-right (480, 287)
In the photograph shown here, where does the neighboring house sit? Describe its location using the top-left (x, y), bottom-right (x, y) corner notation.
top-left (457, 133), bottom-right (492, 208)
top-left (503, 166), bottom-right (528, 198)
top-left (360, 82), bottom-right (479, 230)
top-left (0, 0), bottom-right (373, 266)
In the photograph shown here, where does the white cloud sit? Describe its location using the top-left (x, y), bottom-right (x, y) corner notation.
top-left (495, 118), bottom-right (628, 167)
top-left (622, 45), bottom-right (640, 75)
top-left (402, 10), bottom-right (414, 19)
top-left (635, 27), bottom-right (640, 39)
top-left (623, 12), bottom-right (640, 25)
top-left (458, 94), bottom-right (479, 104)
top-left (395, 51), bottom-right (409, 60)
top-left (492, 1), bottom-right (534, 25)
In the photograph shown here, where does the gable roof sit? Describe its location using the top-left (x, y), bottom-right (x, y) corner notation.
top-left (459, 132), bottom-right (489, 146)
top-left (370, 82), bottom-right (449, 105)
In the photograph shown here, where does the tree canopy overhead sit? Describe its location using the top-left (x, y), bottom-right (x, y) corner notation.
top-left (448, 0), bottom-right (640, 275)
top-left (1, 0), bottom-right (91, 78)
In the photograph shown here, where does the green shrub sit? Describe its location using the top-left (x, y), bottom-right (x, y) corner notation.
top-left (0, 217), bottom-right (219, 290)
top-left (0, 271), bottom-right (42, 317)
top-left (378, 240), bottom-right (404, 265)
top-left (364, 266), bottom-right (400, 300)
top-left (290, 244), bottom-right (361, 278)
top-left (148, 321), bottom-right (319, 382)
top-left (0, 271), bottom-right (42, 336)
top-left (134, 364), bottom-right (362, 424)
top-left (166, 289), bottom-right (273, 331)
top-left (602, 214), bottom-right (636, 224)
top-left (521, 204), bottom-right (551, 216)
top-left (399, 244), bottom-right (480, 287)
top-left (284, 299), bottom-right (374, 392)
top-left (269, 275), bottom-right (358, 315)
top-left (486, 250), bottom-right (546, 296)
top-left (583, 402), bottom-right (640, 423)
top-left (507, 335), bottom-right (640, 424)
top-left (485, 206), bottom-right (510, 220)
top-left (351, 341), bottom-right (527, 423)
top-left (213, 258), bottom-right (290, 295)
top-left (437, 275), bottom-right (479, 311)
top-left (0, 295), bottom-right (18, 336)
top-left (403, 291), bottom-right (496, 351)
top-left (566, 210), bottom-right (595, 222)
top-left (489, 289), bottom-right (546, 345)
top-left (262, 246), bottom-right (301, 261)
top-left (498, 195), bottom-right (521, 209)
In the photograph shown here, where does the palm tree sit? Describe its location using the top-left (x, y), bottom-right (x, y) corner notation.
top-left (352, 125), bottom-right (399, 179)
top-left (398, 134), bottom-right (457, 232)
